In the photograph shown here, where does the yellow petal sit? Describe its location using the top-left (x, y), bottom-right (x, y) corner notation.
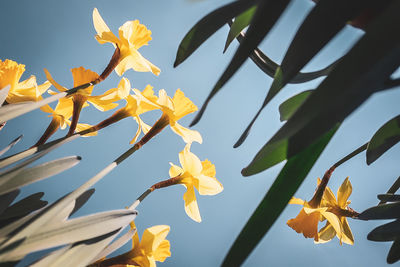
top-left (195, 174), bottom-right (223, 195)
top-left (87, 98), bottom-right (118, 111)
top-left (71, 67), bottom-right (98, 94)
top-left (171, 122), bottom-right (202, 144)
top-left (140, 225), bottom-right (170, 254)
top-left (153, 240), bottom-right (171, 262)
top-left (183, 185), bottom-right (201, 222)
top-left (288, 197), bottom-right (306, 205)
top-left (321, 211), bottom-right (343, 243)
top-left (115, 50), bottom-right (160, 76)
top-left (44, 68), bottom-right (67, 92)
top-left (118, 20), bottom-right (152, 49)
top-left (337, 177), bottom-right (352, 208)
top-left (130, 221), bottom-right (140, 251)
top-left (316, 222), bottom-right (336, 244)
top-left (179, 144), bottom-right (202, 175)
top-left (340, 217), bottom-right (354, 245)
top-left (129, 116), bottom-right (143, 144)
top-left (171, 89), bottom-right (197, 121)
top-left (321, 185), bottom-right (337, 207)
top-left (169, 163), bottom-right (183, 178)
top-left (92, 8), bottom-right (120, 45)
top-left (75, 123), bottom-right (97, 137)
top-left (287, 209), bottom-right (320, 241)
top-left (156, 89), bottom-right (174, 111)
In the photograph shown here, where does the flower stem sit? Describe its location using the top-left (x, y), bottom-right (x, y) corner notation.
top-left (92, 47), bottom-right (121, 85)
top-left (33, 117), bottom-right (61, 147)
top-left (67, 95), bottom-right (86, 137)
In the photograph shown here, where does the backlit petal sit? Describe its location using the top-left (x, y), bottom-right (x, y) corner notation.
top-left (321, 211), bottom-right (343, 243)
top-left (153, 240), bottom-right (171, 262)
top-left (171, 122), bottom-right (202, 144)
top-left (44, 68), bottom-right (67, 92)
top-left (172, 89), bottom-right (198, 120)
top-left (92, 8), bottom-right (120, 45)
top-left (337, 177), bottom-right (352, 208)
top-left (340, 217), bottom-right (354, 245)
top-left (178, 144), bottom-right (202, 175)
top-left (195, 174), bottom-right (223, 195)
top-left (201, 159), bottom-right (216, 178)
top-left (169, 163), bottom-right (183, 178)
top-left (287, 209), bottom-right (320, 241)
top-left (140, 225), bottom-right (170, 254)
top-left (183, 185), bottom-right (201, 222)
top-left (316, 222), bottom-right (336, 244)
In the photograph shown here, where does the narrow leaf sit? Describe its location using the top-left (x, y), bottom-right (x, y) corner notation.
top-left (388, 238), bottom-right (400, 264)
top-left (70, 189), bottom-right (95, 217)
top-left (367, 115), bottom-right (400, 165)
top-left (359, 202), bottom-right (400, 220)
top-left (378, 194), bottom-right (400, 202)
top-left (279, 90), bottom-right (313, 122)
top-left (0, 190), bottom-right (19, 216)
top-left (368, 219), bottom-right (400, 241)
top-left (174, 0), bottom-right (257, 67)
top-left (242, 2), bottom-right (400, 176)
top-left (0, 156), bottom-right (81, 196)
top-left (222, 125), bottom-right (337, 266)
top-left (0, 135), bottom-right (23, 158)
top-left (0, 86), bottom-right (11, 107)
top-left (191, 0), bottom-right (291, 126)
top-left (224, 7), bottom-right (256, 52)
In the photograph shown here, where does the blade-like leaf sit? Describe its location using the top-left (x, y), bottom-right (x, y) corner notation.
top-left (235, 0), bottom-right (376, 147)
top-left (174, 0), bottom-right (257, 67)
top-left (0, 192), bottom-right (47, 228)
top-left (0, 86), bottom-right (11, 107)
top-left (279, 90), bottom-right (313, 122)
top-left (0, 92), bottom-right (66, 124)
top-left (367, 115), bottom-right (400, 165)
top-left (242, 1), bottom-right (400, 176)
top-left (191, 0), bottom-right (291, 126)
top-left (70, 189), bottom-right (95, 217)
top-left (0, 156), bottom-right (81, 196)
top-left (222, 125), bottom-right (337, 266)
top-left (359, 202), bottom-right (400, 220)
top-left (0, 190), bottom-right (19, 216)
top-left (224, 7), bottom-right (256, 52)
top-left (368, 219), bottom-right (400, 241)
top-left (378, 194), bottom-right (400, 202)
top-left (388, 238), bottom-right (400, 264)
top-left (2, 209), bottom-right (137, 260)
top-left (0, 135), bottom-right (22, 158)
top-left (92, 227), bottom-right (136, 262)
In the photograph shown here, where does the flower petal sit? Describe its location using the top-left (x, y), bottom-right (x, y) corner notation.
top-left (171, 122), bottom-right (202, 144)
top-left (340, 217), bottom-right (354, 245)
top-left (178, 144), bottom-right (202, 175)
top-left (140, 225), bottom-right (170, 254)
top-left (194, 174), bottom-right (223, 195)
top-left (92, 8), bottom-right (120, 45)
top-left (130, 116), bottom-right (144, 144)
top-left (153, 240), bottom-right (171, 262)
top-left (172, 89), bottom-right (198, 121)
top-left (115, 50), bottom-right (160, 76)
top-left (287, 209), bottom-right (320, 241)
top-left (75, 123), bottom-right (97, 137)
top-left (44, 68), bottom-right (67, 92)
top-left (288, 197), bottom-right (306, 205)
top-left (169, 163), bottom-right (183, 178)
top-left (321, 211), bottom-right (343, 244)
top-left (316, 222), bottom-right (336, 244)
top-left (183, 185), bottom-right (201, 222)
top-left (337, 177), bottom-right (352, 208)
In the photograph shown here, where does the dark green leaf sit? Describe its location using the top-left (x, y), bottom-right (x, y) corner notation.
top-left (0, 135), bottom-right (22, 158)
top-left (388, 238), bottom-right (400, 264)
top-left (70, 189), bottom-right (95, 217)
top-left (359, 202), bottom-right (400, 220)
top-left (279, 90), bottom-right (313, 122)
top-left (222, 125), bottom-right (337, 267)
top-left (368, 219), bottom-right (400, 241)
top-left (224, 7), bottom-right (256, 52)
top-left (367, 115), bottom-right (400, 165)
top-left (174, 0), bottom-right (257, 67)
top-left (191, 0), bottom-right (291, 126)
top-left (235, 0), bottom-right (376, 147)
top-left (378, 194), bottom-right (400, 202)
top-left (242, 2), bottom-right (400, 176)
top-left (0, 190), bottom-right (19, 216)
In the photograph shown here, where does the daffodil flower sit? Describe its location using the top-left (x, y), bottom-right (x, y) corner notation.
top-left (168, 144), bottom-right (223, 222)
top-left (91, 81), bottom-right (160, 143)
top-left (92, 222), bottom-right (171, 267)
top-left (134, 88), bottom-right (202, 145)
top-left (44, 66), bottom-right (129, 136)
top-left (0, 59), bottom-right (50, 104)
top-left (317, 177), bottom-right (355, 245)
top-left (93, 8), bottom-right (160, 76)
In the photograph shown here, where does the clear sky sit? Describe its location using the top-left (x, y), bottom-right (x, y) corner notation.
top-left (1, 0), bottom-right (399, 266)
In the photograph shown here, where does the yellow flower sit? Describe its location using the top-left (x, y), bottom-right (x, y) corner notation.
top-left (93, 8), bottom-right (160, 76)
top-left (317, 177), bottom-right (354, 245)
top-left (0, 59), bottom-right (50, 104)
top-left (287, 178), bottom-right (355, 245)
top-left (134, 88), bottom-right (202, 144)
top-left (169, 144), bottom-right (223, 222)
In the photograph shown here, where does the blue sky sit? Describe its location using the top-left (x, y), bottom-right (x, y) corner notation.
top-left (1, 0), bottom-right (399, 266)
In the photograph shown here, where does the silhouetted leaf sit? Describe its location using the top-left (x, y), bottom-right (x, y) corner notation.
top-left (0, 190), bottom-right (19, 216)
top-left (174, 0), bottom-right (257, 67)
top-left (367, 115), bottom-right (400, 165)
top-left (191, 0), bottom-right (291, 126)
top-left (378, 194), bottom-right (400, 202)
top-left (388, 238), bottom-right (400, 264)
top-left (279, 90), bottom-right (313, 121)
top-left (70, 189), bottom-right (95, 217)
top-left (359, 202), bottom-right (400, 220)
top-left (242, 1), bottom-right (400, 176)
top-left (0, 135), bottom-right (22, 158)
top-left (368, 219), bottom-right (400, 241)
top-left (222, 125), bottom-right (337, 267)
top-left (224, 7), bottom-right (256, 52)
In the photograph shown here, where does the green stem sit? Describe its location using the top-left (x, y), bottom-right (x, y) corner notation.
top-left (379, 176), bottom-right (400, 205)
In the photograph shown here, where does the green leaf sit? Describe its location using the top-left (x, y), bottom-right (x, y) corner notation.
top-left (359, 202), bottom-right (400, 220)
top-left (279, 90), bottom-right (313, 122)
top-left (0, 209), bottom-right (137, 261)
top-left (0, 135), bottom-right (23, 158)
top-left (235, 0), bottom-right (375, 147)
top-left (378, 194), bottom-right (400, 202)
top-left (224, 6), bottom-right (256, 52)
top-left (222, 125), bottom-right (337, 267)
top-left (0, 156), bottom-right (81, 196)
top-left (388, 239), bottom-right (400, 264)
top-left (0, 190), bottom-right (19, 216)
top-left (368, 219), bottom-right (400, 242)
top-left (367, 115), bottom-right (400, 165)
top-left (174, 0), bottom-right (257, 67)
top-left (242, 1), bottom-right (400, 176)
top-left (191, 0), bottom-right (291, 126)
